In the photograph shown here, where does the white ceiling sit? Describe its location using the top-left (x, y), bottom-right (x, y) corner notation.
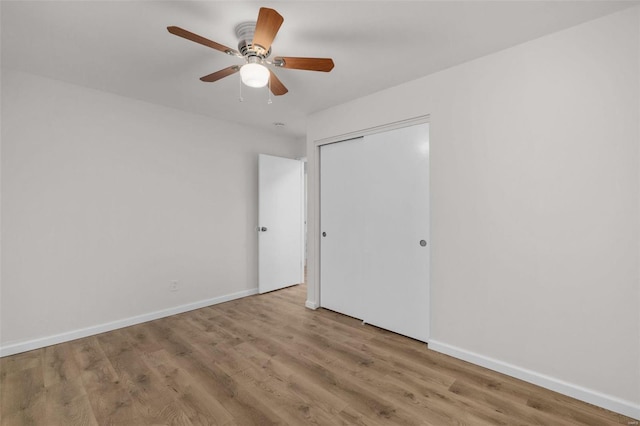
top-left (2, 1), bottom-right (637, 138)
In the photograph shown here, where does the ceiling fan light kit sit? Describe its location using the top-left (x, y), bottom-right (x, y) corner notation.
top-left (240, 61), bottom-right (270, 88)
top-left (167, 7), bottom-right (334, 97)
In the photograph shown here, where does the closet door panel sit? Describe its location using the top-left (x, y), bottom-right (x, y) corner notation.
top-left (320, 138), bottom-right (366, 320)
top-left (360, 124), bottom-right (430, 342)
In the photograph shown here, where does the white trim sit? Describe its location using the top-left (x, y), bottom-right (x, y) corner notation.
top-left (305, 300), bottom-right (318, 310)
top-left (315, 115), bottom-right (430, 146)
top-left (428, 339), bottom-right (640, 420)
top-left (300, 161), bottom-right (306, 286)
top-left (0, 288), bottom-right (258, 357)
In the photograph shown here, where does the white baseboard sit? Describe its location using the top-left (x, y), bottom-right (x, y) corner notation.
top-left (428, 339), bottom-right (640, 420)
top-left (0, 288), bottom-right (259, 358)
top-left (305, 300), bottom-right (318, 310)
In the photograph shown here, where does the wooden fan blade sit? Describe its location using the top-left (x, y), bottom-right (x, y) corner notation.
top-left (269, 71), bottom-right (288, 96)
top-left (274, 57), bottom-right (334, 72)
top-left (168, 26), bottom-right (239, 56)
top-left (252, 8), bottom-right (284, 54)
top-left (200, 66), bottom-right (240, 82)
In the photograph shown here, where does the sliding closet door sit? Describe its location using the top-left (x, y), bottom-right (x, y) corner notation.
top-left (359, 124), bottom-right (430, 341)
top-left (320, 137), bottom-right (367, 320)
top-left (320, 124), bottom-right (430, 341)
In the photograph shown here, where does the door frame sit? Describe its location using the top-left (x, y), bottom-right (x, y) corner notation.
top-left (306, 114), bottom-right (431, 337)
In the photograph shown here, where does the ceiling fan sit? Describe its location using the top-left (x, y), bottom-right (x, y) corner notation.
top-left (167, 7), bottom-right (334, 96)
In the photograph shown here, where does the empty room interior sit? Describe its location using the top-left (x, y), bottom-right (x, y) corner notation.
top-left (1, 1), bottom-right (640, 425)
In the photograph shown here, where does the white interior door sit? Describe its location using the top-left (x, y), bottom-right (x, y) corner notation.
top-left (320, 123), bottom-right (430, 341)
top-left (258, 154), bottom-right (304, 294)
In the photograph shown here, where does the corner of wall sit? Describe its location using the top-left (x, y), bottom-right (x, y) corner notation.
top-left (636, 2), bottom-right (640, 410)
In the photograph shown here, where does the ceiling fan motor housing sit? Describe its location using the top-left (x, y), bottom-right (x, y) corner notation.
top-left (235, 21), bottom-right (271, 58)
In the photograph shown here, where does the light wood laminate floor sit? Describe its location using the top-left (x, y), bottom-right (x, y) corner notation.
top-left (1, 284), bottom-right (636, 425)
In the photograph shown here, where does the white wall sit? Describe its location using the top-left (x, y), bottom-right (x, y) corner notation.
top-left (307, 7), bottom-right (640, 418)
top-left (0, 70), bottom-right (304, 353)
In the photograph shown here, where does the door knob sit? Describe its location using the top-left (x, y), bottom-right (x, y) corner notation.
top-left (261, 227), bottom-right (268, 232)
top-left (419, 240), bottom-right (427, 247)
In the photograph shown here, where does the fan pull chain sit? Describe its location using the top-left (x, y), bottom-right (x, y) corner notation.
top-left (238, 73), bottom-right (244, 102)
top-left (267, 75), bottom-right (273, 104)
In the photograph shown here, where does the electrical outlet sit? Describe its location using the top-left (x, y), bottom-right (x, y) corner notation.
top-left (169, 281), bottom-right (179, 292)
